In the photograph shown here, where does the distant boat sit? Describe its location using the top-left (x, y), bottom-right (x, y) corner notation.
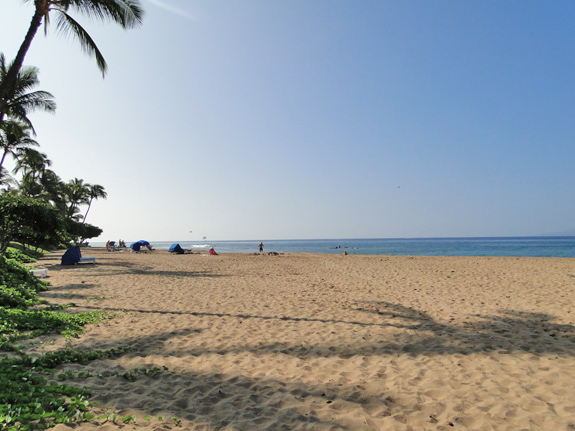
top-left (202, 236), bottom-right (207, 240)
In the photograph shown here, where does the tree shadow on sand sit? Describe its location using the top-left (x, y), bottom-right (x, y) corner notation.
top-left (42, 259), bottom-right (226, 279)
top-left (73, 300), bottom-right (575, 358)
top-left (26, 298), bottom-right (575, 431)
top-left (352, 301), bottom-right (575, 356)
top-left (58, 351), bottom-right (401, 431)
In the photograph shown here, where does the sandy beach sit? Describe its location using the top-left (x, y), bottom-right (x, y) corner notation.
top-left (21, 248), bottom-right (575, 430)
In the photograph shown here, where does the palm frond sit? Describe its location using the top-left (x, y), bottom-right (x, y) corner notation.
top-left (64, 0), bottom-right (144, 28)
top-left (11, 91), bottom-right (57, 113)
top-left (0, 53), bottom-right (7, 73)
top-left (12, 66), bottom-right (43, 93)
top-left (54, 9), bottom-right (107, 75)
top-left (2, 107), bottom-right (36, 134)
top-left (44, 12), bottom-right (50, 35)
top-left (0, 166), bottom-right (16, 189)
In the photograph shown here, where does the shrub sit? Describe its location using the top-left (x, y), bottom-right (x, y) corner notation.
top-left (0, 256), bottom-right (48, 309)
top-left (5, 248), bottom-right (37, 263)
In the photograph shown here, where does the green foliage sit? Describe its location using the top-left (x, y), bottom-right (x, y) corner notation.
top-left (96, 412), bottom-right (176, 428)
top-left (64, 220), bottom-right (102, 244)
top-left (0, 307), bottom-right (116, 350)
top-left (7, 243), bottom-right (50, 260)
top-left (122, 366), bottom-right (169, 381)
top-left (0, 256), bottom-right (48, 309)
top-left (5, 248), bottom-right (36, 263)
top-left (0, 347), bottom-right (130, 430)
top-left (0, 259), bottom-right (123, 430)
top-left (0, 220), bottom-right (160, 431)
top-left (0, 194), bottom-right (64, 253)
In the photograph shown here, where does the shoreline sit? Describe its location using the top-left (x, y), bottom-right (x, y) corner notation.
top-left (22, 249), bottom-right (575, 430)
top-left (86, 236), bottom-right (575, 258)
top-left (88, 246), bottom-right (575, 259)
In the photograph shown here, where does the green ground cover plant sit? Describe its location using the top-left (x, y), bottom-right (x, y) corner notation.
top-left (0, 252), bottom-right (140, 430)
top-left (0, 348), bottom-right (132, 430)
top-left (0, 255), bottom-right (49, 310)
top-left (0, 307), bottom-right (116, 351)
top-left (4, 250), bottom-right (35, 264)
top-left (5, 243), bottom-right (49, 263)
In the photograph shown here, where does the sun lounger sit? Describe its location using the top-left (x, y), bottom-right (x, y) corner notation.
top-left (30, 269), bottom-right (48, 278)
top-left (79, 257), bottom-right (96, 264)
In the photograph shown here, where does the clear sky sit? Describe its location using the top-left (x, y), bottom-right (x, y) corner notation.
top-left (1, 1), bottom-right (574, 242)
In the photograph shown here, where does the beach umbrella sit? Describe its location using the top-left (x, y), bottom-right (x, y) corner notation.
top-left (138, 240), bottom-right (150, 245)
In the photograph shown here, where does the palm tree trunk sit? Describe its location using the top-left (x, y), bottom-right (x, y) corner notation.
top-left (83, 197), bottom-right (94, 224)
top-left (0, 6), bottom-right (46, 126)
top-left (0, 150), bottom-right (7, 170)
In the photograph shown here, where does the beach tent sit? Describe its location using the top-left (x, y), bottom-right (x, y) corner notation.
top-left (130, 242), bottom-right (141, 252)
top-left (61, 246), bottom-right (96, 265)
top-left (169, 243), bottom-right (184, 254)
top-left (61, 246), bottom-right (82, 265)
top-left (138, 240), bottom-right (150, 246)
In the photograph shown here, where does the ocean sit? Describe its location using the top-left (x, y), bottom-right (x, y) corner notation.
top-left (92, 237), bottom-right (575, 258)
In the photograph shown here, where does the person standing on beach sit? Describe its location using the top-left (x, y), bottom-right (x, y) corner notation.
top-left (259, 242), bottom-right (264, 252)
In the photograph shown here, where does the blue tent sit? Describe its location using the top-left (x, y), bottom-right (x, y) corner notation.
top-left (130, 242), bottom-right (142, 251)
top-left (61, 246), bottom-right (82, 265)
top-left (138, 240), bottom-right (150, 246)
top-left (169, 243), bottom-right (184, 254)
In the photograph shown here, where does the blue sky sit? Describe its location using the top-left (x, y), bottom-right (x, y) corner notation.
top-left (1, 1), bottom-right (574, 241)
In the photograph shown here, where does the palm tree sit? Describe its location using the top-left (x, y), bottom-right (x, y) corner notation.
top-left (0, 53), bottom-right (56, 130)
top-left (0, 120), bottom-right (39, 170)
top-left (82, 183), bottom-right (107, 224)
top-left (0, 166), bottom-right (16, 191)
top-left (0, 0), bottom-right (144, 122)
top-left (39, 169), bottom-right (66, 211)
top-left (13, 148), bottom-right (53, 198)
top-left (13, 148), bottom-right (52, 187)
top-left (63, 178), bottom-right (90, 220)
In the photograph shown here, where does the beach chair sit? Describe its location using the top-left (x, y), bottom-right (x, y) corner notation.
top-left (30, 269), bottom-right (48, 278)
top-left (79, 257), bottom-right (97, 264)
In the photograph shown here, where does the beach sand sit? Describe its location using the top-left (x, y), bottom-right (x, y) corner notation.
top-left (20, 248), bottom-right (575, 430)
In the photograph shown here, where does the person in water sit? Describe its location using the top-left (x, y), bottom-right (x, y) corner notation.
top-left (259, 242), bottom-right (264, 252)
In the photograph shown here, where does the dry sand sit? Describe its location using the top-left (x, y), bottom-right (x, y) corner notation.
top-left (18, 248), bottom-right (575, 430)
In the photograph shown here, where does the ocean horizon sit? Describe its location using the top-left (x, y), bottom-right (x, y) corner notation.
top-left (91, 236), bottom-right (575, 258)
